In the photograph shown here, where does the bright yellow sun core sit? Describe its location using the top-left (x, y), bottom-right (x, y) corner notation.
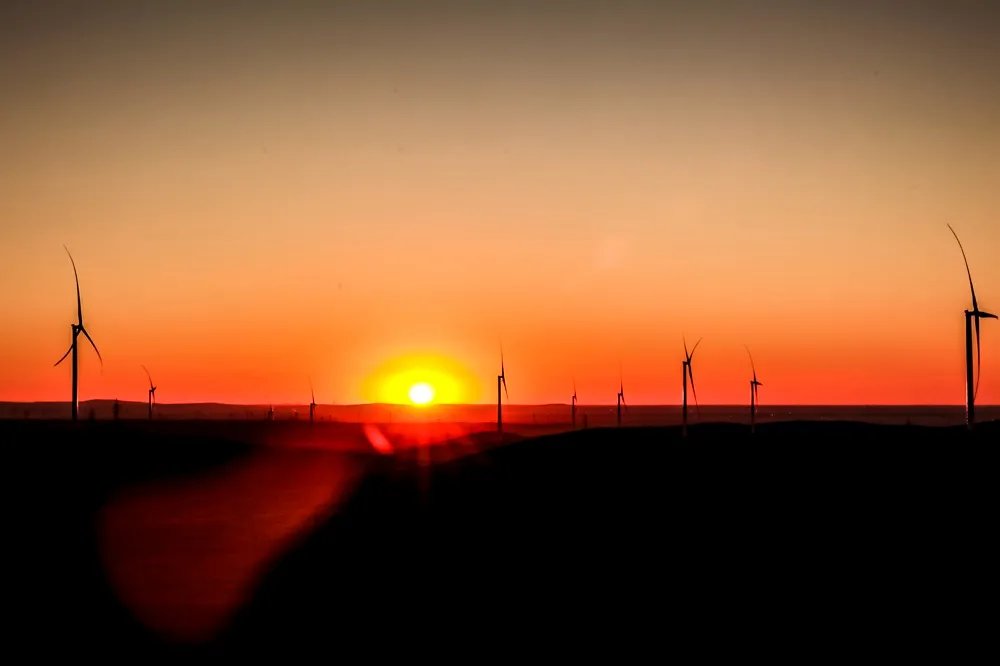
top-left (408, 382), bottom-right (435, 406)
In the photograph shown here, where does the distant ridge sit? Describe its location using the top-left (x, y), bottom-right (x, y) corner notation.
top-left (1, 402), bottom-right (996, 427)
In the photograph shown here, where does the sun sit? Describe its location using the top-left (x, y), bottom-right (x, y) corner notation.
top-left (363, 352), bottom-right (478, 404)
top-left (408, 382), bottom-right (435, 406)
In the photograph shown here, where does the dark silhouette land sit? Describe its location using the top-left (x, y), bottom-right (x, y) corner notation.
top-left (2, 418), bottom-right (995, 658)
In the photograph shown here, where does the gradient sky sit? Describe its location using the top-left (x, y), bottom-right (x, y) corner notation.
top-left (2, 1), bottom-right (999, 405)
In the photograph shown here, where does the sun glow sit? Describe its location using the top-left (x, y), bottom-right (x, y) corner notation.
top-left (408, 382), bottom-right (435, 405)
top-left (363, 352), bottom-right (479, 405)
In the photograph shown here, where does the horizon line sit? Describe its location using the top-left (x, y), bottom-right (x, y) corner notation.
top-left (0, 400), bottom-right (992, 409)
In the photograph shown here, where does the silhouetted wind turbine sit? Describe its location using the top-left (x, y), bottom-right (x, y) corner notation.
top-left (309, 379), bottom-right (316, 425)
top-left (948, 224), bottom-right (996, 428)
top-left (142, 365), bottom-right (156, 421)
top-left (681, 338), bottom-right (701, 437)
top-left (54, 247), bottom-right (102, 421)
top-left (746, 347), bottom-right (762, 434)
top-left (616, 377), bottom-right (626, 427)
top-left (571, 380), bottom-right (578, 429)
top-left (497, 349), bottom-right (509, 434)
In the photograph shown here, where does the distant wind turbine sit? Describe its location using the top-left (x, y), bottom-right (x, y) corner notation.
top-left (309, 379), bottom-right (316, 425)
top-left (54, 247), bottom-right (102, 421)
top-left (497, 348), bottom-right (509, 434)
top-left (142, 365), bottom-right (157, 421)
top-left (948, 224), bottom-right (996, 428)
top-left (746, 347), bottom-right (762, 434)
top-left (681, 338), bottom-right (701, 437)
top-left (617, 376), bottom-right (626, 427)
top-left (571, 380), bottom-right (578, 429)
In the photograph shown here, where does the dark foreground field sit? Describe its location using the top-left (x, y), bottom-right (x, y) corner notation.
top-left (1, 420), bottom-right (996, 658)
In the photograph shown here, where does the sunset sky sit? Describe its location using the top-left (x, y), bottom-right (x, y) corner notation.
top-left (1, 1), bottom-right (999, 405)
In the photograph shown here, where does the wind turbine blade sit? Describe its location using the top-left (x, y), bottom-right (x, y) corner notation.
top-left (948, 224), bottom-right (980, 313)
top-left (79, 327), bottom-right (103, 367)
top-left (502, 375), bottom-right (509, 401)
top-left (690, 337), bottom-right (702, 360)
top-left (142, 364), bottom-right (153, 389)
top-left (683, 337), bottom-right (689, 358)
top-left (64, 246), bottom-right (83, 326)
top-left (746, 345), bottom-right (757, 380)
top-left (54, 343), bottom-right (73, 367)
top-left (688, 365), bottom-right (700, 413)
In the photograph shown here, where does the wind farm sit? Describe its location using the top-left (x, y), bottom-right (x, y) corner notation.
top-left (26, 226), bottom-right (1000, 430)
top-left (3, 1), bottom-right (999, 659)
top-left (8, 223), bottom-right (994, 657)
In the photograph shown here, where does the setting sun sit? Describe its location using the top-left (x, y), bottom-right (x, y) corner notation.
top-left (408, 382), bottom-right (435, 406)
top-left (362, 353), bottom-right (479, 405)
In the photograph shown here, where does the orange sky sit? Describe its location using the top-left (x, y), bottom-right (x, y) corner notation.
top-left (1, 1), bottom-right (999, 405)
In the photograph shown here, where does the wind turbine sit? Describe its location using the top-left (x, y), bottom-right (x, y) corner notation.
top-left (54, 247), bottom-right (102, 421)
top-left (571, 380), bottom-right (578, 429)
top-left (948, 224), bottom-right (996, 428)
top-left (497, 348), bottom-right (509, 434)
top-left (142, 365), bottom-right (157, 421)
top-left (681, 338), bottom-right (701, 437)
top-left (309, 379), bottom-right (316, 425)
top-left (616, 376), bottom-right (626, 427)
top-left (746, 347), bottom-right (762, 434)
